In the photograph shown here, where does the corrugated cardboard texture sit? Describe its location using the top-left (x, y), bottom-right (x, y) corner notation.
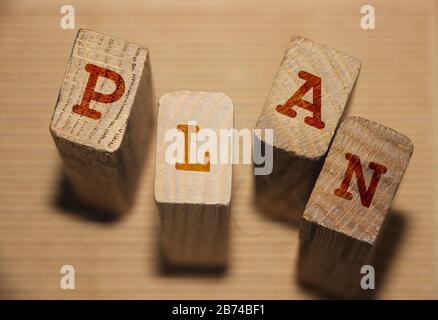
top-left (0, 0), bottom-right (436, 299)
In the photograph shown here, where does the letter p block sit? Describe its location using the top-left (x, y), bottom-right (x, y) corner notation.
top-left (50, 29), bottom-right (155, 214)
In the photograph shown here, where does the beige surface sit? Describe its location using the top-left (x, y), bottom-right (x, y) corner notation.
top-left (0, 0), bottom-right (436, 299)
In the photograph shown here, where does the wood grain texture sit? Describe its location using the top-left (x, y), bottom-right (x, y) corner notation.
top-left (50, 29), bottom-right (155, 214)
top-left (154, 91), bottom-right (233, 267)
top-left (0, 0), bottom-right (436, 299)
top-left (254, 35), bottom-right (360, 222)
top-left (298, 116), bottom-right (413, 298)
top-left (255, 35), bottom-right (360, 158)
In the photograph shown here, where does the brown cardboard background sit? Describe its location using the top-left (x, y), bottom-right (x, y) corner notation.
top-left (0, 0), bottom-right (436, 299)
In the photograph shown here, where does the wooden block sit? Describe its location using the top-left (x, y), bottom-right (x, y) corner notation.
top-left (50, 29), bottom-right (154, 214)
top-left (254, 36), bottom-right (360, 223)
top-left (154, 91), bottom-right (233, 268)
top-left (298, 116), bottom-right (413, 298)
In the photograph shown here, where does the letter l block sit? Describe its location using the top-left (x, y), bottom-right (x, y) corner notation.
top-left (154, 91), bottom-right (233, 268)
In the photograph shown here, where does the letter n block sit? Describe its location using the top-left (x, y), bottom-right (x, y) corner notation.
top-left (298, 117), bottom-right (413, 298)
top-left (254, 36), bottom-right (360, 222)
top-left (154, 91), bottom-right (233, 268)
top-left (50, 29), bottom-right (154, 214)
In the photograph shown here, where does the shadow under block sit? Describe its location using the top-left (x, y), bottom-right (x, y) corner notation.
top-left (254, 36), bottom-right (360, 223)
top-left (298, 117), bottom-right (413, 298)
top-left (50, 29), bottom-right (154, 214)
top-left (154, 91), bottom-right (233, 268)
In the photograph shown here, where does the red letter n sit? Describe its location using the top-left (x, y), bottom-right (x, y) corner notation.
top-left (276, 70), bottom-right (325, 129)
top-left (72, 64), bottom-right (125, 120)
top-left (334, 153), bottom-right (388, 208)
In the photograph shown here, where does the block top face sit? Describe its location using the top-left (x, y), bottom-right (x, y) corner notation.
top-left (154, 91), bottom-right (233, 206)
top-left (303, 117), bottom-right (413, 245)
top-left (255, 35), bottom-right (360, 158)
top-left (50, 29), bottom-right (148, 152)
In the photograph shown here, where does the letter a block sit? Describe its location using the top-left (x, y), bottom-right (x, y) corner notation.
top-left (298, 117), bottom-right (413, 298)
top-left (154, 91), bottom-right (233, 268)
top-left (254, 36), bottom-right (360, 222)
top-left (50, 29), bottom-right (154, 214)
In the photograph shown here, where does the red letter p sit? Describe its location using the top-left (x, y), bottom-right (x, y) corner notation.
top-left (72, 64), bottom-right (125, 120)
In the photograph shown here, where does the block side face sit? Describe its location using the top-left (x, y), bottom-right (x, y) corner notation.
top-left (154, 91), bottom-right (233, 205)
top-left (158, 203), bottom-right (230, 267)
top-left (255, 35), bottom-right (360, 158)
top-left (298, 218), bottom-right (372, 298)
top-left (50, 29), bottom-right (148, 152)
top-left (303, 117), bottom-right (413, 244)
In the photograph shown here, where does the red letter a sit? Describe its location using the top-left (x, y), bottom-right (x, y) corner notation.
top-left (334, 153), bottom-right (388, 208)
top-left (276, 70), bottom-right (325, 129)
